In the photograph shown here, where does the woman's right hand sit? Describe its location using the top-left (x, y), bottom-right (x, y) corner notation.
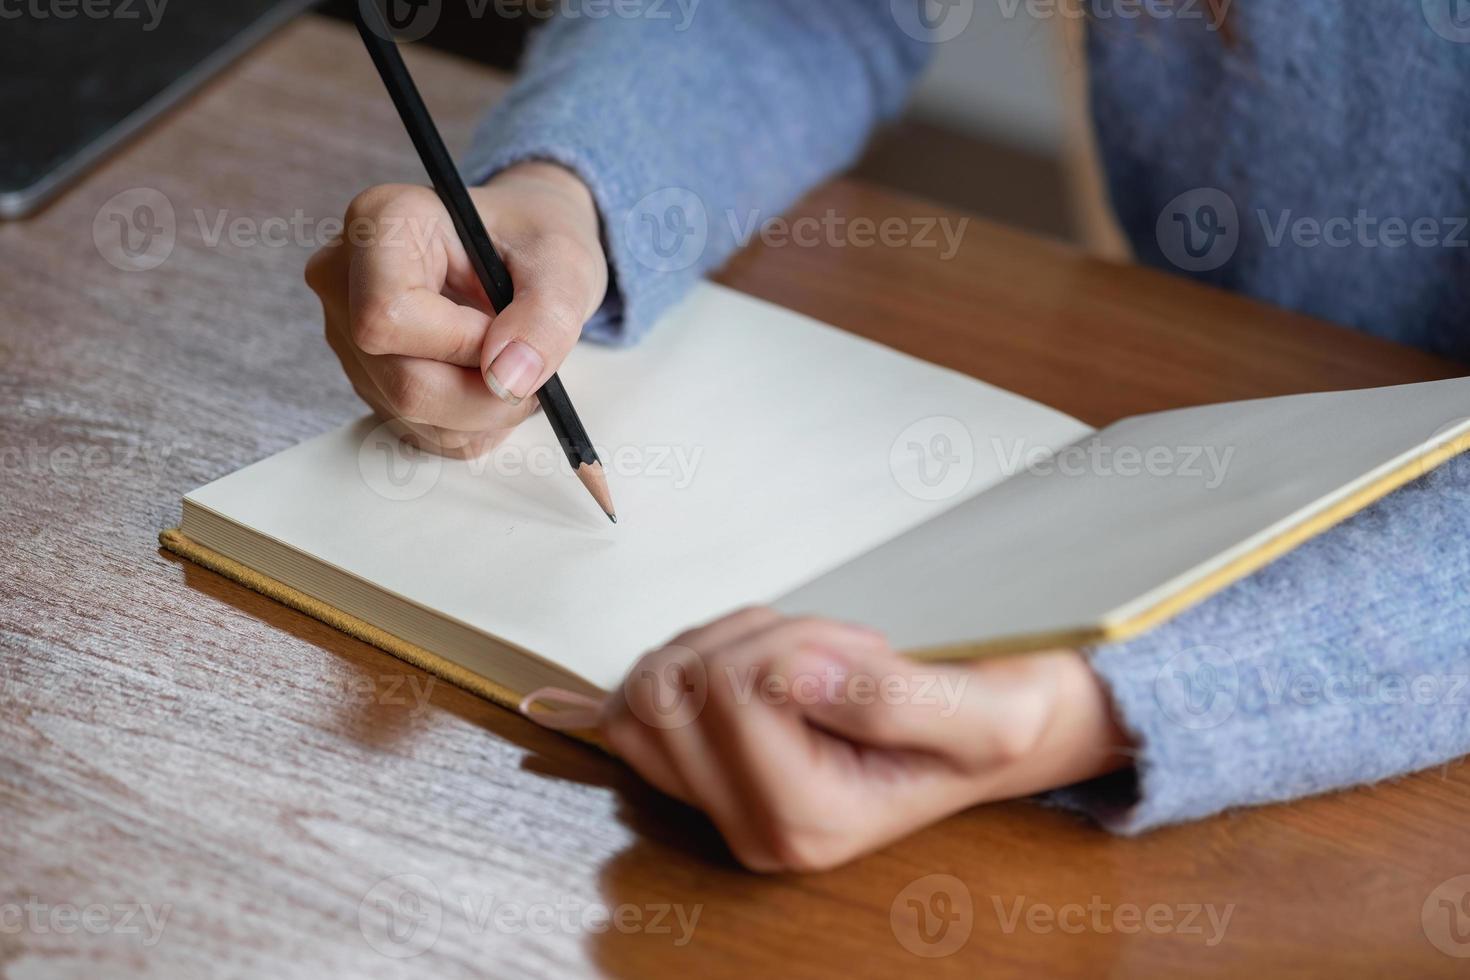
top-left (305, 161), bottom-right (609, 458)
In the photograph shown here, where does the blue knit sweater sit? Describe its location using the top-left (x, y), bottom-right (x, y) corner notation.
top-left (462, 1), bottom-right (1470, 832)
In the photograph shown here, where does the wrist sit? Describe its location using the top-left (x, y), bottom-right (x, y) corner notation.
top-left (968, 651), bottom-right (1133, 802)
top-left (493, 160), bottom-right (597, 222)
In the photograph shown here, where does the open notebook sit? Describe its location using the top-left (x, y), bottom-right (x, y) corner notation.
top-left (163, 283), bottom-right (1470, 706)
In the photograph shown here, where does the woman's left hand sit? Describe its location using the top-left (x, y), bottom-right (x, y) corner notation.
top-left (598, 608), bottom-right (1133, 872)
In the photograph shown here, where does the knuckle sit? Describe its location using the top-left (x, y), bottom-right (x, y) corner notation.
top-left (304, 249), bottom-right (330, 292)
top-left (379, 367), bottom-right (429, 419)
top-left (345, 185), bottom-right (437, 246)
top-left (444, 430), bottom-right (507, 459)
top-left (702, 652), bottom-right (747, 709)
top-left (532, 290), bottom-right (587, 342)
top-left (762, 823), bottom-right (844, 875)
top-left (732, 778), bottom-right (847, 873)
top-left (766, 616), bottom-right (829, 647)
top-left (622, 675), bottom-right (660, 731)
top-left (600, 708), bottom-right (641, 755)
top-left (350, 379), bottom-right (383, 413)
top-left (322, 310), bottom-right (346, 350)
top-left (730, 848), bottom-right (782, 875)
top-left (349, 300), bottom-right (396, 355)
top-left (346, 183), bottom-right (409, 221)
top-left (726, 605), bottom-right (779, 631)
top-left (344, 186), bottom-right (388, 225)
top-left (623, 645), bottom-right (703, 726)
top-left (666, 606), bottom-right (780, 656)
top-left (665, 624), bottom-right (711, 653)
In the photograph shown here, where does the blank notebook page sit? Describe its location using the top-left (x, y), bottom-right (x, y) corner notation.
top-left (185, 283), bottom-right (1091, 690)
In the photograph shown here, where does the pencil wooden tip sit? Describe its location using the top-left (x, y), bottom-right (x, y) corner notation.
top-left (575, 461), bottom-right (617, 525)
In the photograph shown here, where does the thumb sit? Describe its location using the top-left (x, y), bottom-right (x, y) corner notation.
top-left (791, 648), bottom-right (1056, 766)
top-left (480, 286), bottom-right (587, 405)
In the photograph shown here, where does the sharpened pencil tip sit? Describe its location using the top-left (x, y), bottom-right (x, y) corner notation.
top-left (575, 461), bottom-right (618, 528)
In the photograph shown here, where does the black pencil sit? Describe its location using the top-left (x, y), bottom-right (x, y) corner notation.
top-left (353, 1), bottom-right (616, 523)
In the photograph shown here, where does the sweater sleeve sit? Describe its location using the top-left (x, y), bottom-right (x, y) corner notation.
top-left (1050, 451), bottom-right (1470, 833)
top-left (460, 0), bottom-right (932, 343)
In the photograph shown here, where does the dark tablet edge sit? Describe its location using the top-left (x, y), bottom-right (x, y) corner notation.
top-left (0, 0), bottom-right (317, 220)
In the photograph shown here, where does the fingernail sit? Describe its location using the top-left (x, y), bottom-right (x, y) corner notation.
top-left (485, 341), bottom-right (544, 406)
top-left (518, 687), bottom-right (606, 732)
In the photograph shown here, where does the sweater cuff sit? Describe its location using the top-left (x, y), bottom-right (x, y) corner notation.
top-left (462, 121), bottom-right (695, 347)
top-left (1044, 636), bottom-right (1237, 835)
top-left (1046, 617), bottom-right (1467, 836)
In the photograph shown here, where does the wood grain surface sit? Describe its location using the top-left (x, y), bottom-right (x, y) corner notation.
top-left (2, 15), bottom-right (1468, 979)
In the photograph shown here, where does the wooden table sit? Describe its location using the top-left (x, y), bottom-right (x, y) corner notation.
top-left (3, 15), bottom-right (1467, 979)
